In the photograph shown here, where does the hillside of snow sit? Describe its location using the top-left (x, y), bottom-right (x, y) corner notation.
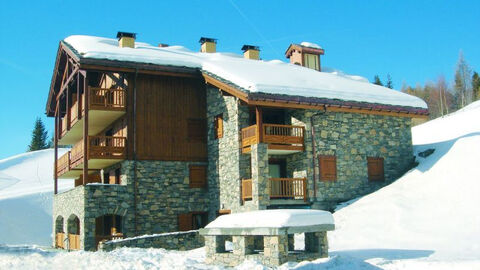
top-left (330, 101), bottom-right (480, 262)
top-left (0, 149), bottom-right (73, 245)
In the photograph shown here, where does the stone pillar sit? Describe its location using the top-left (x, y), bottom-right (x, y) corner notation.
top-left (264, 235), bottom-right (289, 265)
top-left (205, 235), bottom-right (226, 257)
top-left (305, 231), bottom-right (328, 257)
top-left (233, 236), bottom-right (254, 255)
top-left (251, 143), bottom-right (269, 209)
top-left (288, 234), bottom-right (295, 251)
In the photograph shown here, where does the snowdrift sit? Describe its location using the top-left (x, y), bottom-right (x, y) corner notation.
top-left (330, 101), bottom-right (480, 260)
top-left (0, 149), bottom-right (73, 245)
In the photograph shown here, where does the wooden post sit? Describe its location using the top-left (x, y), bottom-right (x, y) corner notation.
top-left (82, 72), bottom-right (89, 185)
top-left (66, 85), bottom-right (70, 131)
top-left (77, 73), bottom-right (81, 120)
top-left (54, 109), bottom-right (58, 194)
top-left (255, 106), bottom-right (263, 143)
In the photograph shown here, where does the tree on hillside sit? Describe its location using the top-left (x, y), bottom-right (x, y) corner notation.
top-left (454, 51), bottom-right (473, 108)
top-left (28, 117), bottom-right (49, 151)
top-left (385, 74), bottom-right (394, 89)
top-left (472, 71), bottom-right (480, 101)
top-left (373, 75), bottom-right (383, 86)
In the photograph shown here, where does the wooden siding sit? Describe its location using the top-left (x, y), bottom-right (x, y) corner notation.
top-left (135, 74), bottom-right (207, 161)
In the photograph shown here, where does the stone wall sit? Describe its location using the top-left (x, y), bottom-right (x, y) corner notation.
top-left (99, 230), bottom-right (204, 251)
top-left (206, 86), bottom-right (252, 215)
top-left (290, 110), bottom-right (413, 210)
top-left (122, 160), bottom-right (210, 234)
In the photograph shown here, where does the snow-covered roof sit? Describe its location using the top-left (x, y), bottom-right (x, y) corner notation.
top-left (63, 35), bottom-right (427, 110)
top-left (205, 209), bottom-right (334, 229)
top-left (300, 41), bottom-right (322, 50)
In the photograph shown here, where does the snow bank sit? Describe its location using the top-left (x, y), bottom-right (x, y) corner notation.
top-left (330, 101), bottom-right (480, 260)
top-left (64, 35), bottom-right (427, 109)
top-left (0, 149), bottom-right (74, 245)
top-left (206, 209), bottom-right (334, 229)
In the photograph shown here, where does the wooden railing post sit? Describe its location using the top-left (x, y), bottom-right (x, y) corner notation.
top-left (303, 177), bottom-right (307, 202)
top-left (256, 106), bottom-right (263, 143)
top-left (82, 77), bottom-right (89, 186)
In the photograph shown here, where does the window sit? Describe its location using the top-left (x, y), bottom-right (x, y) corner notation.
top-left (303, 53), bottom-right (319, 70)
top-left (178, 212), bottom-right (208, 231)
top-left (367, 157), bottom-right (384, 181)
top-left (187, 119), bottom-right (206, 141)
top-left (319, 155), bottom-right (337, 181)
top-left (189, 165), bottom-right (207, 188)
top-left (214, 114), bottom-right (223, 139)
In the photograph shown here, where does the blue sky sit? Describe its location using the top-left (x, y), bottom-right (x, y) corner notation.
top-left (0, 0), bottom-right (478, 159)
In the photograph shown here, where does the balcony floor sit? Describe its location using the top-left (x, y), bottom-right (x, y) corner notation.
top-left (59, 110), bottom-right (125, 145)
top-left (58, 158), bottom-right (124, 179)
top-left (242, 144), bottom-right (303, 155)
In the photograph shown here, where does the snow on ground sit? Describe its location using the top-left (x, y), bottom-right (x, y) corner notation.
top-left (0, 149), bottom-right (73, 245)
top-left (2, 101), bottom-right (480, 268)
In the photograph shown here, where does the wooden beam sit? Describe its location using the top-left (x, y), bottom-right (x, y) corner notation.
top-left (80, 64), bottom-right (199, 78)
top-left (83, 74), bottom-right (89, 185)
top-left (326, 106), bottom-right (429, 119)
top-left (202, 73), bottom-right (249, 102)
top-left (54, 112), bottom-right (58, 195)
top-left (57, 66), bottom-right (79, 101)
top-left (256, 106), bottom-right (263, 143)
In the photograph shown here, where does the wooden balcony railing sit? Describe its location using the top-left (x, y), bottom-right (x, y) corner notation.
top-left (58, 88), bottom-right (125, 139)
top-left (89, 87), bottom-right (125, 110)
top-left (68, 233), bottom-right (80, 250)
top-left (241, 178), bottom-right (307, 203)
top-left (56, 136), bottom-right (126, 177)
top-left (241, 179), bottom-right (253, 203)
top-left (55, 232), bottom-right (65, 249)
top-left (270, 178), bottom-right (307, 202)
top-left (241, 124), bottom-right (304, 151)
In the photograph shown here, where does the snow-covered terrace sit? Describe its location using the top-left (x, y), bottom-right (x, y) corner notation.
top-left (62, 35), bottom-right (428, 113)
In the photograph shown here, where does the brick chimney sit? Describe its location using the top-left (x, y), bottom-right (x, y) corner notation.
top-left (285, 42), bottom-right (324, 71)
top-left (116, 32), bottom-right (136, 48)
top-left (199, 37), bottom-right (217, 53)
top-left (241, 45), bottom-right (260, 60)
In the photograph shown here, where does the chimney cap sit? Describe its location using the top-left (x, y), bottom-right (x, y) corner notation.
top-left (117, 31), bottom-right (137, 40)
top-left (199, 37), bottom-right (217, 44)
top-left (241, 45), bottom-right (260, 52)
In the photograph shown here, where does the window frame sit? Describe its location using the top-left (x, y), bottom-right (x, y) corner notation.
top-left (214, 114), bottom-right (223, 139)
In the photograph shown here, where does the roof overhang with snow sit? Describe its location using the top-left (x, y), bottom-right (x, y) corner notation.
top-left (46, 35), bottom-right (429, 118)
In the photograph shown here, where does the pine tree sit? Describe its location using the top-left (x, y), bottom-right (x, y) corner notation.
top-left (385, 74), bottom-right (394, 89)
top-left (454, 51), bottom-right (473, 108)
top-left (28, 117), bottom-right (49, 151)
top-left (373, 75), bottom-right (383, 86)
top-left (472, 71), bottom-right (480, 101)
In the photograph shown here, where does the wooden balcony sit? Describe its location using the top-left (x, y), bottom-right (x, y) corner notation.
top-left (59, 87), bottom-right (126, 145)
top-left (57, 136), bottom-right (126, 179)
top-left (241, 124), bottom-right (305, 154)
top-left (241, 178), bottom-right (307, 203)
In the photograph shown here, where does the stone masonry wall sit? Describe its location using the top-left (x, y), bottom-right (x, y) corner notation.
top-left (289, 110), bottom-right (413, 210)
top-left (206, 86), bottom-right (253, 215)
top-left (99, 230), bottom-right (204, 251)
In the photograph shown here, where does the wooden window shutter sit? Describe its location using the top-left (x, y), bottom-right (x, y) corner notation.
top-left (214, 114), bottom-right (223, 139)
top-left (189, 165), bottom-right (207, 188)
top-left (178, 213), bottom-right (193, 231)
top-left (368, 157), bottom-right (384, 181)
top-left (319, 155), bottom-right (337, 181)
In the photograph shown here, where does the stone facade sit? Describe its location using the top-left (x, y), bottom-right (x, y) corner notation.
top-left (99, 230), bottom-right (204, 251)
top-left (53, 160), bottom-right (209, 251)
